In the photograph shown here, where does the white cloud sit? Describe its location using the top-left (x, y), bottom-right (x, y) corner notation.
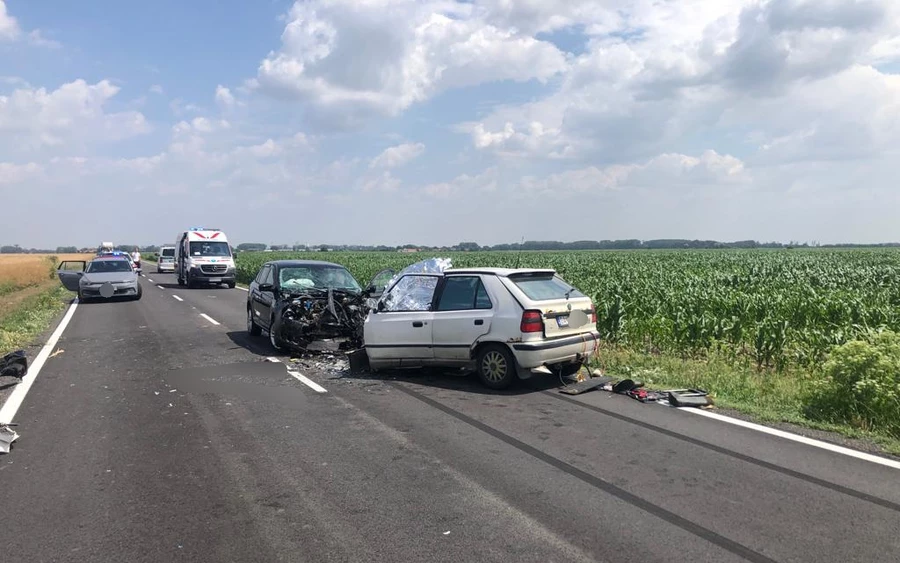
top-left (215, 85), bottom-right (236, 109)
top-left (149, 84), bottom-right (164, 95)
top-left (0, 161), bottom-right (41, 185)
top-left (0, 0), bottom-right (20, 41)
top-left (369, 142), bottom-right (425, 168)
top-left (0, 79), bottom-right (150, 156)
top-left (422, 167), bottom-right (499, 199)
top-left (254, 0), bottom-right (568, 125)
top-left (27, 29), bottom-right (60, 49)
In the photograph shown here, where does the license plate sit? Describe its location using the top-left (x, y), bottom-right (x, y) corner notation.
top-left (208, 277), bottom-right (221, 283)
top-left (557, 316), bottom-right (569, 327)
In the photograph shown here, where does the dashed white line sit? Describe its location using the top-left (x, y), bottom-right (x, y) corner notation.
top-left (199, 313), bottom-right (220, 326)
top-left (265, 357), bottom-right (327, 393)
top-left (0, 299), bottom-right (79, 424)
top-left (288, 370), bottom-right (327, 393)
top-left (148, 278), bottom-right (154, 283)
top-left (172, 295), bottom-right (183, 302)
top-left (680, 407), bottom-right (900, 470)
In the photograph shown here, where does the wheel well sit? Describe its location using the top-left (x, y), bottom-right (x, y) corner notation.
top-left (470, 340), bottom-right (513, 360)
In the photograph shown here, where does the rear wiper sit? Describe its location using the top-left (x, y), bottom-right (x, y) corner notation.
top-left (564, 288), bottom-right (574, 300)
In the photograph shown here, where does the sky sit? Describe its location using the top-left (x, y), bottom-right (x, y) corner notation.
top-left (1, 0), bottom-right (900, 248)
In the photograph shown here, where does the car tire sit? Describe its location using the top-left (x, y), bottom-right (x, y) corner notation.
top-left (134, 285), bottom-right (143, 301)
top-left (269, 313), bottom-right (286, 351)
top-left (476, 344), bottom-right (518, 390)
top-left (247, 307), bottom-right (262, 336)
top-left (227, 281), bottom-right (236, 289)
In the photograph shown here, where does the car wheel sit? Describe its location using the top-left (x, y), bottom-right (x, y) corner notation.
top-left (476, 344), bottom-right (517, 390)
top-left (247, 307), bottom-right (262, 336)
top-left (269, 313), bottom-right (285, 351)
top-left (227, 281), bottom-right (236, 289)
top-left (134, 284), bottom-right (143, 301)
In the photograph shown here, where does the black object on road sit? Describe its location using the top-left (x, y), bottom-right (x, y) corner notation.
top-left (558, 376), bottom-right (615, 395)
top-left (0, 350), bottom-right (28, 380)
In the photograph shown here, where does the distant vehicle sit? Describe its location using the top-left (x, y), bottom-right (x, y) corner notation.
top-left (57, 254), bottom-right (143, 302)
top-left (174, 227), bottom-right (236, 288)
top-left (97, 241), bottom-right (114, 255)
top-left (363, 266), bottom-right (599, 389)
top-left (157, 246), bottom-right (176, 273)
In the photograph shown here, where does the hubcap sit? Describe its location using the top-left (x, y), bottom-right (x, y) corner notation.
top-left (247, 309), bottom-right (253, 331)
top-left (481, 351), bottom-right (507, 382)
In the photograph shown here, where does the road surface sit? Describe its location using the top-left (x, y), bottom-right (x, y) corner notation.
top-left (1, 271), bottom-right (898, 563)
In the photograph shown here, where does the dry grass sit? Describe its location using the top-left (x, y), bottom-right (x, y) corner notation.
top-left (0, 253), bottom-right (93, 292)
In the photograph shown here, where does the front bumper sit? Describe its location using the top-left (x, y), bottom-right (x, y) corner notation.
top-left (188, 266), bottom-right (235, 284)
top-left (80, 282), bottom-right (139, 298)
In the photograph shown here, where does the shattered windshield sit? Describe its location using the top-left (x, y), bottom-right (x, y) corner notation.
top-left (279, 265), bottom-right (362, 293)
top-left (86, 259), bottom-right (133, 273)
top-left (190, 241), bottom-right (231, 256)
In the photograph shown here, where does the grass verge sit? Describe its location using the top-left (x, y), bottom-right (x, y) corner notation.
top-left (0, 285), bottom-right (72, 356)
top-left (591, 345), bottom-right (900, 456)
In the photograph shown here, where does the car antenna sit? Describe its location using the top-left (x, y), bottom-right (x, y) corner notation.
top-left (514, 236), bottom-right (525, 269)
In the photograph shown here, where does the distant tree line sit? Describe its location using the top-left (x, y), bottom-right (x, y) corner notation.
top-left (5, 239), bottom-right (900, 255)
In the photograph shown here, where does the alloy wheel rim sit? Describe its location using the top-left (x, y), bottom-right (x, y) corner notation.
top-left (481, 351), bottom-right (507, 382)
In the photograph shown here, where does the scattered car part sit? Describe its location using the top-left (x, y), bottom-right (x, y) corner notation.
top-left (0, 423), bottom-right (19, 454)
top-left (558, 375), bottom-right (615, 395)
top-left (0, 350), bottom-right (28, 380)
top-left (666, 389), bottom-right (713, 407)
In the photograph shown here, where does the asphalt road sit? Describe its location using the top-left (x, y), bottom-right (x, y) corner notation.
top-left (1, 269), bottom-right (899, 563)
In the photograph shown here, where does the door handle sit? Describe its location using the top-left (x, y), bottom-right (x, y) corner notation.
top-left (474, 319), bottom-right (484, 325)
top-left (412, 321), bottom-right (424, 327)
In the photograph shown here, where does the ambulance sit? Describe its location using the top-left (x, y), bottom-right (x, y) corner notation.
top-left (174, 228), bottom-right (237, 288)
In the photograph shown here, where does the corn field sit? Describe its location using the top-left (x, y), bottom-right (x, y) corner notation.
top-left (235, 249), bottom-right (900, 371)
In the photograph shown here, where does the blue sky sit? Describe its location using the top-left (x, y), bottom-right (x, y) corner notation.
top-left (2, 0), bottom-right (900, 248)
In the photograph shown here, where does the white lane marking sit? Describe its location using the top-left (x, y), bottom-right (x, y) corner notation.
top-left (200, 313), bottom-right (220, 326)
top-left (148, 278), bottom-right (154, 283)
top-left (288, 370), bottom-right (327, 393)
top-left (680, 407), bottom-right (900, 470)
top-left (265, 357), bottom-right (327, 393)
top-left (235, 286), bottom-right (249, 292)
top-left (172, 295), bottom-right (183, 302)
top-left (0, 299), bottom-right (79, 424)
top-left (157, 285), bottom-right (164, 289)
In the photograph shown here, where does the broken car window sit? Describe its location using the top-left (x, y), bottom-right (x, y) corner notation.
top-left (380, 275), bottom-right (439, 312)
top-left (279, 266), bottom-right (362, 292)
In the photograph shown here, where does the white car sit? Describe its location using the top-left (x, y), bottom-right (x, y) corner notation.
top-left (363, 266), bottom-right (600, 389)
top-left (157, 246), bottom-right (176, 273)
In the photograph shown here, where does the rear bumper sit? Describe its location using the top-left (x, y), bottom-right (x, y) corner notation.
top-left (157, 262), bottom-right (175, 271)
top-left (511, 330), bottom-right (601, 368)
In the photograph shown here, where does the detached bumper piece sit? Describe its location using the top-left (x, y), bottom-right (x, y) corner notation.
top-left (557, 374), bottom-right (714, 408)
top-left (0, 423), bottom-right (19, 454)
top-left (0, 350), bottom-right (28, 380)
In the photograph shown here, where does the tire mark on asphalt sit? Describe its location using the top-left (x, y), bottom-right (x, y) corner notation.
top-left (546, 392), bottom-right (900, 514)
top-left (392, 382), bottom-right (779, 563)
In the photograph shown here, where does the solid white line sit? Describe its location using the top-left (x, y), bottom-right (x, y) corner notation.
top-left (172, 295), bottom-right (183, 301)
top-left (199, 313), bottom-right (220, 326)
top-left (0, 299), bottom-right (79, 424)
top-left (680, 407), bottom-right (900, 470)
top-left (288, 370), bottom-right (327, 393)
top-left (235, 286), bottom-right (249, 292)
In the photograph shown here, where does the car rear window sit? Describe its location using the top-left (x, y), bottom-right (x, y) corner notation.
top-left (161, 248), bottom-right (175, 256)
top-left (508, 274), bottom-right (585, 301)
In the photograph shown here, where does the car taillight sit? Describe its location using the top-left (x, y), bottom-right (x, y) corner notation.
top-left (589, 304), bottom-right (597, 324)
top-left (520, 310), bottom-right (543, 333)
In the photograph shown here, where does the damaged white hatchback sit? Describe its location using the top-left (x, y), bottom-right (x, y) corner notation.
top-left (363, 259), bottom-right (601, 389)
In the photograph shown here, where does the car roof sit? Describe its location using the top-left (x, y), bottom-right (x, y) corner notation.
top-left (444, 267), bottom-right (557, 277)
top-left (266, 259), bottom-right (348, 268)
top-left (93, 254), bottom-right (131, 260)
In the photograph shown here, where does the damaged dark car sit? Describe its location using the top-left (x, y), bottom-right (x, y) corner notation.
top-left (246, 260), bottom-right (395, 354)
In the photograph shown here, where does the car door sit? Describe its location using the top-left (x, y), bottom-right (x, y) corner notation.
top-left (363, 274), bottom-right (439, 367)
top-left (251, 265), bottom-right (275, 328)
top-left (431, 275), bottom-right (494, 362)
top-left (57, 261), bottom-right (86, 291)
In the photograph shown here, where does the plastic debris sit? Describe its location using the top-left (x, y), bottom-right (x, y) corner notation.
top-left (0, 424), bottom-right (19, 454)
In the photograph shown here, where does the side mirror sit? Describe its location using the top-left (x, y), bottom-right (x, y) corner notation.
top-left (376, 300), bottom-right (386, 312)
top-left (259, 283), bottom-right (274, 292)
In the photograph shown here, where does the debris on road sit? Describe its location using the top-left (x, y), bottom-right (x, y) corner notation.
top-left (0, 350), bottom-right (28, 381)
top-left (49, 348), bottom-right (64, 358)
top-left (558, 371), bottom-right (714, 408)
top-left (0, 423), bottom-right (19, 454)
